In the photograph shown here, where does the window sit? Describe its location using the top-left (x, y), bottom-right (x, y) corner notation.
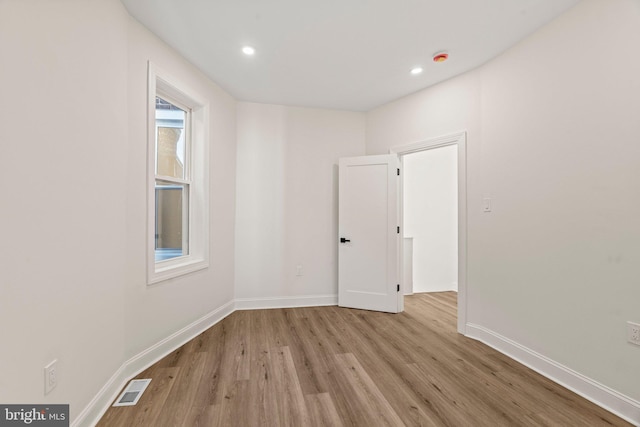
top-left (155, 96), bottom-right (188, 262)
top-left (148, 62), bottom-right (209, 284)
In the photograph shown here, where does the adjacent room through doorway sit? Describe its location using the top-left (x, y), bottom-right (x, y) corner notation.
top-left (403, 144), bottom-right (458, 294)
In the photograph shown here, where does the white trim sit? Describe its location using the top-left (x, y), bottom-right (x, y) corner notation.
top-left (235, 294), bottom-right (338, 310)
top-left (119, 300), bottom-right (234, 380)
top-left (72, 300), bottom-right (234, 427)
top-left (72, 366), bottom-right (126, 427)
top-left (389, 131), bottom-right (468, 334)
top-left (147, 61), bottom-right (210, 285)
top-left (390, 132), bottom-right (464, 155)
top-left (466, 323), bottom-right (640, 426)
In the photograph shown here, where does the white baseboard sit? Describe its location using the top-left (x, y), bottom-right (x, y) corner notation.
top-left (72, 364), bottom-right (126, 427)
top-left (235, 294), bottom-right (337, 310)
top-left (465, 323), bottom-right (640, 426)
top-left (73, 300), bottom-right (235, 427)
top-left (412, 283), bottom-right (458, 293)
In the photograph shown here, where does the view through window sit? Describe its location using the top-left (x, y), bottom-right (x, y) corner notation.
top-left (155, 96), bottom-right (189, 262)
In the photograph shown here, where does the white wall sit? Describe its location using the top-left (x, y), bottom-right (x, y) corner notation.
top-left (367, 0), bottom-right (640, 406)
top-left (403, 146), bottom-right (458, 292)
top-left (4, 0), bottom-right (640, 423)
top-left (0, 0), bottom-right (128, 419)
top-left (235, 103), bottom-right (365, 303)
top-left (0, 1), bottom-right (238, 424)
top-left (124, 14), bottom-right (237, 359)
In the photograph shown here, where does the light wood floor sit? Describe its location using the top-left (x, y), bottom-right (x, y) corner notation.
top-left (98, 293), bottom-right (631, 426)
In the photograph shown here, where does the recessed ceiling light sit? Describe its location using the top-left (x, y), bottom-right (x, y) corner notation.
top-left (410, 67), bottom-right (423, 75)
top-left (242, 46), bottom-right (255, 56)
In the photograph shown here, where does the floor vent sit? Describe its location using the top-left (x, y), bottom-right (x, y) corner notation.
top-left (112, 379), bottom-right (151, 407)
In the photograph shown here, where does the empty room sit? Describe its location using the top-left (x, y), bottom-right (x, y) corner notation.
top-left (1, 0), bottom-right (639, 426)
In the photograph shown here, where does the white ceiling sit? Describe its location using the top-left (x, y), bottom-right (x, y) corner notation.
top-left (121, 0), bottom-right (580, 112)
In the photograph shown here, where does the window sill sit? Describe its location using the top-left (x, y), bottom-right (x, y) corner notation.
top-left (148, 256), bottom-right (208, 285)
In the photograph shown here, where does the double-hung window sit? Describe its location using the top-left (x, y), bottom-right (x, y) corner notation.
top-left (147, 62), bottom-right (209, 284)
top-left (155, 95), bottom-right (189, 262)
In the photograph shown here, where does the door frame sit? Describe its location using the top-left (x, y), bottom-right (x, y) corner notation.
top-left (390, 131), bottom-right (467, 334)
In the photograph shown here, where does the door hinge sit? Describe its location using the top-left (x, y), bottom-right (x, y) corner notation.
top-left (397, 226), bottom-right (400, 234)
top-left (397, 168), bottom-right (400, 176)
top-left (397, 284), bottom-right (400, 292)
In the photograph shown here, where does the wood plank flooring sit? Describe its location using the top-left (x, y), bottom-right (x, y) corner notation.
top-left (98, 293), bottom-right (632, 426)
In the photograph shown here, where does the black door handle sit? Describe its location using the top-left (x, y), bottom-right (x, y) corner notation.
top-left (340, 237), bottom-right (351, 243)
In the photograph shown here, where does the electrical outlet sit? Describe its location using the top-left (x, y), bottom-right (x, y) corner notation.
top-left (482, 197), bottom-right (492, 213)
top-left (627, 322), bottom-right (640, 346)
top-left (296, 265), bottom-right (303, 277)
top-left (44, 360), bottom-right (58, 394)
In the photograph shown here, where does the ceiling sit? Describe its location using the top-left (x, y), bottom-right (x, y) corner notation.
top-left (121, 0), bottom-right (580, 112)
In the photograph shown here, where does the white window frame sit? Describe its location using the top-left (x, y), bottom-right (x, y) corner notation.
top-left (147, 61), bottom-right (209, 284)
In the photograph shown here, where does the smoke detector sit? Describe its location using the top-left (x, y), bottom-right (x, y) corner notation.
top-left (433, 51), bottom-right (449, 63)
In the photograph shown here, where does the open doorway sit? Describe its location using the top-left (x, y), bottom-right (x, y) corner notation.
top-left (391, 132), bottom-right (467, 333)
top-left (403, 145), bottom-right (458, 293)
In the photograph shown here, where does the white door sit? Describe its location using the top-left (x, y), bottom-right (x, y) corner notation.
top-left (338, 154), bottom-right (400, 313)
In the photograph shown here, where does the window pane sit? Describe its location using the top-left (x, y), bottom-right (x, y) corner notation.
top-left (155, 180), bottom-right (189, 261)
top-left (156, 96), bottom-right (186, 179)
